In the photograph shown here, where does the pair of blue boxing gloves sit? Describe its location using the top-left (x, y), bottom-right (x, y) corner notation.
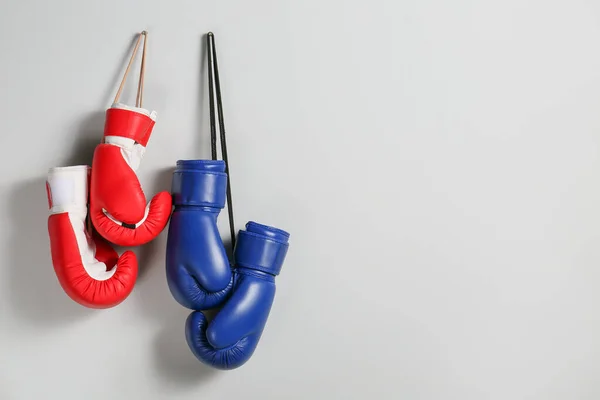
top-left (165, 159), bottom-right (290, 370)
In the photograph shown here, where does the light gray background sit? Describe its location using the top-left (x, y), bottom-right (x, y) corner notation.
top-left (1, 0), bottom-right (600, 399)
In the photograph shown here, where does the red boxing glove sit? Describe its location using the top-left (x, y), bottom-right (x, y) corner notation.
top-left (46, 165), bottom-right (137, 308)
top-left (90, 103), bottom-right (172, 246)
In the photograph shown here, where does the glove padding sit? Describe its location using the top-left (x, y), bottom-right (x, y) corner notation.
top-left (166, 160), bottom-right (233, 310)
top-left (185, 222), bottom-right (290, 370)
top-left (47, 165), bottom-right (137, 308)
top-left (90, 104), bottom-right (172, 247)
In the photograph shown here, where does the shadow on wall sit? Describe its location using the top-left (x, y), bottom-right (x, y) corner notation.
top-left (135, 166), bottom-right (173, 282)
top-left (136, 256), bottom-right (221, 386)
top-left (134, 166), bottom-right (220, 385)
top-left (8, 112), bottom-right (105, 326)
top-left (152, 310), bottom-right (220, 386)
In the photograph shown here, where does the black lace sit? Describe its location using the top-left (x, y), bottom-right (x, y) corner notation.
top-left (207, 32), bottom-right (236, 250)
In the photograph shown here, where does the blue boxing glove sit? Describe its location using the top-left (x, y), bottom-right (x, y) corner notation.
top-left (185, 222), bottom-right (290, 370)
top-left (166, 160), bottom-right (233, 310)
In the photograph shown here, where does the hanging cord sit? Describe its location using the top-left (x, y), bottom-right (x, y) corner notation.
top-left (208, 34), bottom-right (218, 161)
top-left (113, 31), bottom-right (148, 107)
top-left (207, 32), bottom-right (236, 250)
top-left (136, 31), bottom-right (148, 108)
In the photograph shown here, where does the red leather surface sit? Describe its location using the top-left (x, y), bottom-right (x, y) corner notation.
top-left (48, 213), bottom-right (138, 309)
top-left (91, 191), bottom-right (172, 247)
top-left (91, 144), bottom-right (148, 224)
top-left (103, 108), bottom-right (154, 146)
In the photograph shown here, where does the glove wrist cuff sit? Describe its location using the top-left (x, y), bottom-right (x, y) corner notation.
top-left (46, 165), bottom-right (90, 214)
top-left (104, 104), bottom-right (156, 147)
top-left (172, 160), bottom-right (228, 208)
top-left (234, 222), bottom-right (290, 276)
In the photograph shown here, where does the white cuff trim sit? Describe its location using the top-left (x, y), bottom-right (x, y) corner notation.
top-left (47, 165), bottom-right (90, 214)
top-left (111, 102), bottom-right (157, 121)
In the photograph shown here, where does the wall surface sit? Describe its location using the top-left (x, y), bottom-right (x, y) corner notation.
top-left (2, 0), bottom-right (600, 399)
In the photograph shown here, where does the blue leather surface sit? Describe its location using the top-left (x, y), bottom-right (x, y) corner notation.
top-left (166, 160), bottom-right (233, 310)
top-left (185, 221), bottom-right (290, 370)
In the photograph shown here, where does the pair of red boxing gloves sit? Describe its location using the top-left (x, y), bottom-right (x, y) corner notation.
top-left (46, 102), bottom-right (170, 308)
top-left (47, 32), bottom-right (171, 308)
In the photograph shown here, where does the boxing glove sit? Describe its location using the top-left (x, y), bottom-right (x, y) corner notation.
top-left (90, 103), bottom-right (172, 247)
top-left (185, 222), bottom-right (290, 370)
top-left (166, 160), bottom-right (233, 310)
top-left (46, 165), bottom-right (138, 308)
